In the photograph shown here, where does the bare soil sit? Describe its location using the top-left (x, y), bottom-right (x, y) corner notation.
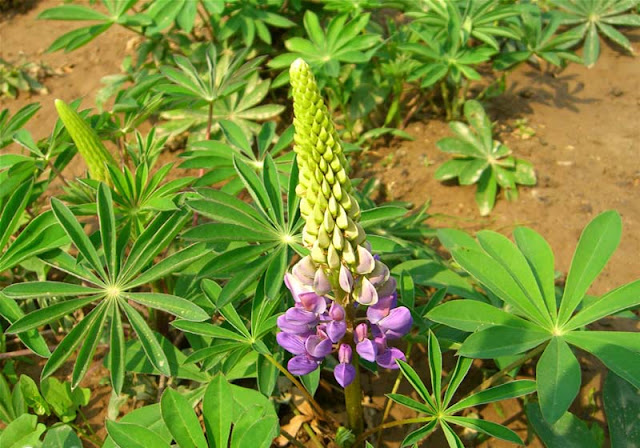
top-left (1, 1), bottom-right (639, 447)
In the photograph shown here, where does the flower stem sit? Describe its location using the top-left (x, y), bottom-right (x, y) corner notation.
top-left (344, 303), bottom-right (364, 438)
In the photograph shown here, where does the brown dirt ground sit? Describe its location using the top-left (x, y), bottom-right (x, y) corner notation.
top-left (2, 1), bottom-right (639, 447)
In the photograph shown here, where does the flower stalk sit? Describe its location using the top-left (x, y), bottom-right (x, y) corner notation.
top-left (278, 58), bottom-right (413, 438)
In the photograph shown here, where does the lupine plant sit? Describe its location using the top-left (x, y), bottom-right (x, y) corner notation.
top-left (278, 58), bottom-right (412, 433)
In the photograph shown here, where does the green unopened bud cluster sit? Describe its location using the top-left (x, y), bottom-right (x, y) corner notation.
top-left (289, 59), bottom-right (367, 270)
top-left (55, 99), bottom-right (116, 185)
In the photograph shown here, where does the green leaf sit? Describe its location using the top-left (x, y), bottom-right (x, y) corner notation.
top-left (401, 420), bottom-right (437, 447)
top-left (160, 388), bottom-right (207, 448)
top-left (359, 207), bottom-right (407, 227)
top-left (387, 394), bottom-right (434, 414)
top-left (396, 360), bottom-right (437, 412)
top-left (263, 246), bottom-right (287, 300)
top-left (71, 302), bottom-right (109, 387)
top-left (106, 420), bottom-right (172, 448)
top-left (42, 425), bottom-right (82, 448)
top-left (513, 227), bottom-right (557, 320)
top-left (203, 374), bottom-right (233, 448)
top-left (447, 380), bottom-right (536, 414)
top-left (0, 181), bottom-right (33, 251)
top-left (125, 292), bottom-right (208, 322)
top-left (536, 338), bottom-right (581, 424)
top-left (0, 414), bottom-right (45, 448)
top-left (126, 243), bottom-right (208, 289)
top-left (171, 321), bottom-right (247, 343)
top-left (442, 357), bottom-right (473, 409)
top-left (446, 416), bottom-right (523, 444)
top-left (564, 331), bottom-right (640, 389)
top-left (604, 372), bottom-right (640, 448)
top-left (477, 230), bottom-right (551, 325)
top-left (451, 247), bottom-right (551, 327)
top-left (583, 23), bottom-right (600, 67)
top-left (41, 377), bottom-right (90, 423)
top-left (6, 296), bottom-right (98, 334)
top-left (558, 210), bottom-right (622, 325)
top-left (109, 301), bottom-right (125, 395)
top-left (97, 183), bottom-right (118, 280)
top-left (441, 420), bottom-right (465, 448)
top-left (120, 301), bottom-right (170, 376)
top-left (475, 168), bottom-right (497, 216)
top-left (51, 197), bottom-right (107, 280)
top-left (233, 156), bottom-right (277, 224)
top-left (427, 299), bottom-right (541, 333)
top-left (526, 402), bottom-right (597, 448)
top-left (428, 331), bottom-right (442, 407)
top-left (3, 281), bottom-right (100, 299)
top-left (39, 5), bottom-right (110, 21)
top-left (566, 279), bottom-right (640, 330)
top-left (41, 302), bottom-right (106, 380)
top-left (459, 326), bottom-right (550, 358)
top-left (19, 375), bottom-right (49, 416)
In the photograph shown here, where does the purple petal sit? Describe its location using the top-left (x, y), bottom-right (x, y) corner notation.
top-left (356, 339), bottom-right (377, 362)
top-left (354, 277), bottom-right (378, 306)
top-left (338, 344), bottom-right (352, 364)
top-left (366, 294), bottom-right (396, 324)
top-left (277, 314), bottom-right (315, 336)
top-left (276, 332), bottom-right (306, 355)
top-left (355, 246), bottom-right (375, 275)
top-left (313, 269), bottom-right (331, 295)
top-left (327, 320), bottom-right (346, 343)
top-left (328, 302), bottom-right (345, 321)
top-left (288, 355), bottom-right (320, 375)
top-left (285, 307), bottom-right (319, 325)
top-left (334, 363), bottom-right (356, 388)
top-left (299, 292), bottom-right (327, 314)
top-left (376, 276), bottom-right (397, 298)
top-left (305, 334), bottom-right (333, 359)
top-left (339, 265), bottom-right (354, 293)
top-left (354, 323), bottom-right (368, 342)
top-left (378, 306), bottom-right (413, 339)
top-left (376, 347), bottom-right (406, 369)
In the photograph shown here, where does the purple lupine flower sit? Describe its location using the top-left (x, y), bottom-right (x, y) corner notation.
top-left (278, 254), bottom-right (413, 386)
top-left (327, 302), bottom-right (346, 343)
top-left (334, 344), bottom-right (356, 387)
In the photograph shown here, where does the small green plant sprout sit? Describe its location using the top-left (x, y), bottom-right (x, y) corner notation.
top-left (434, 100), bottom-right (536, 215)
top-left (550, 0), bottom-right (640, 67)
top-left (103, 374), bottom-right (279, 448)
top-left (2, 184), bottom-right (209, 394)
top-left (354, 332), bottom-right (535, 447)
top-left (55, 99), bottom-right (117, 185)
top-left (0, 58), bottom-right (49, 99)
top-left (429, 210), bottom-right (640, 425)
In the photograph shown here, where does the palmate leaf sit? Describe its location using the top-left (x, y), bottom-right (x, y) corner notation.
top-left (430, 210), bottom-right (640, 423)
top-left (392, 333), bottom-right (532, 447)
top-left (4, 184), bottom-right (207, 389)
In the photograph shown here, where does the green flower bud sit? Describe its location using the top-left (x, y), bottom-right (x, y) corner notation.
top-left (290, 58), bottom-right (367, 269)
top-left (55, 99), bottom-right (116, 185)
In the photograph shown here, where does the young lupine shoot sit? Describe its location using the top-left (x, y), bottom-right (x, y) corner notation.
top-left (54, 99), bottom-right (117, 185)
top-left (278, 58), bottom-right (413, 434)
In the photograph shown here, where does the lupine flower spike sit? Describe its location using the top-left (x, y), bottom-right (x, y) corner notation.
top-left (277, 59), bottom-right (412, 388)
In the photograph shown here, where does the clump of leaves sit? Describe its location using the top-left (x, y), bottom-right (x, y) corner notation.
top-left (0, 58), bottom-right (49, 99)
top-left (104, 374), bottom-right (279, 448)
top-left (3, 184), bottom-right (209, 394)
top-left (550, 0), bottom-right (640, 67)
top-left (429, 210), bottom-right (640, 425)
top-left (386, 332), bottom-right (535, 447)
top-left (434, 100), bottom-right (535, 215)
